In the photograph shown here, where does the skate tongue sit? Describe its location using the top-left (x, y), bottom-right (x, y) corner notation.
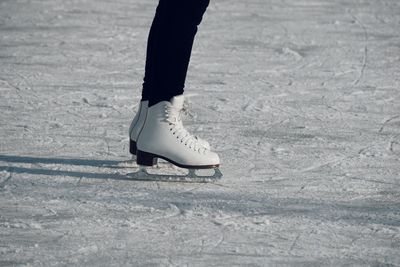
top-left (169, 95), bottom-right (185, 109)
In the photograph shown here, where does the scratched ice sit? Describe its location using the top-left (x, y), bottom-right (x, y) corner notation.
top-left (0, 0), bottom-right (399, 265)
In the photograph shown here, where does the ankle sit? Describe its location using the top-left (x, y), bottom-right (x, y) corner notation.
top-left (148, 93), bottom-right (184, 107)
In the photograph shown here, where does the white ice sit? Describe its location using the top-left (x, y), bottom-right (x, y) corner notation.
top-left (1, 0), bottom-right (399, 266)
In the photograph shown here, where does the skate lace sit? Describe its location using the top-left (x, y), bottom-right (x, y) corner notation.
top-left (164, 105), bottom-right (207, 154)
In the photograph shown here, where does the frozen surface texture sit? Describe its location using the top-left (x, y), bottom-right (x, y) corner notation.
top-left (1, 0), bottom-right (400, 266)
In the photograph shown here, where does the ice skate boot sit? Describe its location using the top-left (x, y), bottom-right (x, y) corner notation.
top-left (128, 100), bottom-right (148, 155)
top-left (133, 95), bottom-right (222, 182)
top-left (129, 100), bottom-right (210, 156)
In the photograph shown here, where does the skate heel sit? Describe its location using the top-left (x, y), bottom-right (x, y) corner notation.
top-left (129, 139), bottom-right (137, 155)
top-left (137, 150), bottom-right (158, 166)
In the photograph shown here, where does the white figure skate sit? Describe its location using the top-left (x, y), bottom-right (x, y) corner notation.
top-left (128, 95), bottom-right (222, 182)
top-left (128, 100), bottom-right (210, 156)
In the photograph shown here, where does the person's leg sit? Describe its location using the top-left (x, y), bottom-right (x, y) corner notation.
top-left (132, 0), bottom-right (220, 173)
top-left (141, 0), bottom-right (210, 107)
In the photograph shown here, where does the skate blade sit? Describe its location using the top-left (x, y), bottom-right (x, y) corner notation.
top-left (127, 167), bottom-right (222, 183)
top-left (117, 158), bottom-right (174, 169)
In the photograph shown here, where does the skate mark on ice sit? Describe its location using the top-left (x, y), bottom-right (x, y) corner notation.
top-left (388, 137), bottom-right (400, 153)
top-left (295, 145), bottom-right (376, 191)
top-left (320, 70), bottom-right (354, 87)
top-left (0, 76), bottom-right (22, 92)
top-left (213, 233), bottom-right (225, 251)
top-left (298, 143), bottom-right (375, 176)
top-left (289, 234), bottom-right (301, 253)
top-left (349, 12), bottom-right (369, 86)
top-left (0, 169), bottom-right (12, 189)
top-left (0, 76), bottom-right (26, 103)
top-left (343, 173), bottom-right (400, 186)
top-left (247, 118), bottom-right (289, 178)
top-left (76, 176), bottom-right (83, 187)
top-left (15, 72), bottom-right (39, 96)
top-left (298, 156), bottom-right (348, 173)
top-left (378, 114), bottom-right (400, 133)
top-left (141, 203), bottom-right (182, 224)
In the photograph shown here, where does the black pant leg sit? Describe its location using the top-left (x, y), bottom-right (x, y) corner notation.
top-left (141, 0), bottom-right (210, 106)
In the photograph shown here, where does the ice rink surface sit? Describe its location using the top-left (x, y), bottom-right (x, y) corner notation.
top-left (1, 0), bottom-right (400, 265)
